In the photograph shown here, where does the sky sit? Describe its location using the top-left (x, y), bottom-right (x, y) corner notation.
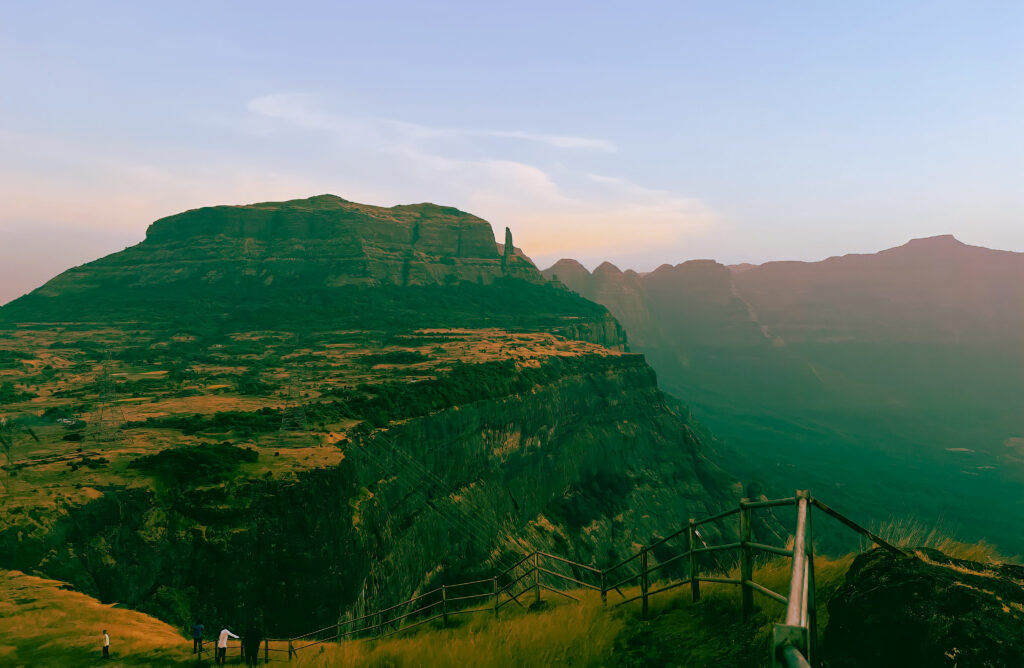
top-left (2, 1), bottom-right (1023, 303)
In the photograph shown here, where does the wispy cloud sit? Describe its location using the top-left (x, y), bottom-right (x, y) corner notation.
top-left (247, 94), bottom-right (617, 152)
top-left (0, 92), bottom-right (720, 303)
top-left (243, 93), bottom-right (719, 263)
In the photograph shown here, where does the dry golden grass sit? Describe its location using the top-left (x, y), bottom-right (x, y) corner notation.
top-left (0, 569), bottom-right (190, 666)
top-left (293, 553), bottom-right (858, 668)
top-left (296, 590), bottom-right (623, 668)
top-left (874, 517), bottom-right (1005, 563)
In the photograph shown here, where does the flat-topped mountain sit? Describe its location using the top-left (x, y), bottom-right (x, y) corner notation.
top-left (137, 194), bottom-right (537, 284)
top-left (3, 195), bottom-right (622, 344)
top-left (11, 194), bottom-right (537, 298)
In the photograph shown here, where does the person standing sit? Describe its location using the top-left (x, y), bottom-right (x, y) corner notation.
top-left (243, 618), bottom-right (263, 666)
top-left (192, 621), bottom-right (205, 654)
top-left (217, 626), bottom-right (239, 665)
top-left (101, 629), bottom-right (110, 659)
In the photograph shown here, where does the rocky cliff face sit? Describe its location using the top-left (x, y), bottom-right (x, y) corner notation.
top-left (0, 349), bottom-right (736, 635)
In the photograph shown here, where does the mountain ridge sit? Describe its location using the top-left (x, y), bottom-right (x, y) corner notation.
top-left (543, 233), bottom-right (1024, 555)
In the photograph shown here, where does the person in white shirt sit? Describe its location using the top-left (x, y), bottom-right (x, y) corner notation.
top-left (102, 629), bottom-right (110, 659)
top-left (217, 627), bottom-right (239, 665)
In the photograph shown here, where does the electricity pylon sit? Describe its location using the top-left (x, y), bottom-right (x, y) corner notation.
top-left (87, 351), bottom-right (130, 444)
top-left (280, 382), bottom-right (307, 432)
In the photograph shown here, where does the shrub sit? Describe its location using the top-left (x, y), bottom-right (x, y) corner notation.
top-left (355, 350), bottom-right (430, 366)
top-left (129, 442), bottom-right (258, 486)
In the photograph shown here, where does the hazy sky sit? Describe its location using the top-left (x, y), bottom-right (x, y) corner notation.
top-left (2, 1), bottom-right (1023, 303)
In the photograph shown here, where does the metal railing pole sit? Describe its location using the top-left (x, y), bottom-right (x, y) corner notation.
top-left (689, 519), bottom-right (701, 602)
top-left (740, 498), bottom-right (753, 621)
top-left (773, 490), bottom-right (811, 668)
top-left (785, 493), bottom-right (809, 626)
top-left (640, 546), bottom-right (649, 618)
top-left (806, 498), bottom-right (818, 662)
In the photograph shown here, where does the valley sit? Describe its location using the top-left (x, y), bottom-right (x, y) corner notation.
top-left (544, 237), bottom-right (1024, 555)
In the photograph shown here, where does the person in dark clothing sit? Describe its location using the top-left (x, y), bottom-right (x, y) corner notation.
top-left (192, 621), bottom-right (205, 654)
top-left (243, 619), bottom-right (263, 666)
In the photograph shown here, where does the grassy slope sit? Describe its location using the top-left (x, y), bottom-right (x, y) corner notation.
top-left (0, 569), bottom-right (190, 666)
top-left (294, 555), bottom-right (856, 668)
top-left (0, 557), bottom-right (847, 667)
top-left (294, 534), bottom-right (1007, 667)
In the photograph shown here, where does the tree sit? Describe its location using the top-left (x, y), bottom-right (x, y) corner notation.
top-left (0, 416), bottom-right (38, 501)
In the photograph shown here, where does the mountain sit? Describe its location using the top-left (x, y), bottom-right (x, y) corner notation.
top-left (544, 236), bottom-right (1024, 554)
top-left (27, 193), bottom-right (540, 294)
top-left (2, 194), bottom-right (628, 341)
top-left (734, 234), bottom-right (1024, 344)
top-left (0, 195), bottom-right (738, 635)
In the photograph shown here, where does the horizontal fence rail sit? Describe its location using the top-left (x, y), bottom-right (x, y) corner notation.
top-left (253, 491), bottom-right (910, 665)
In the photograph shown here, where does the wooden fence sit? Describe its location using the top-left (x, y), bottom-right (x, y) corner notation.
top-left (203, 490), bottom-right (905, 666)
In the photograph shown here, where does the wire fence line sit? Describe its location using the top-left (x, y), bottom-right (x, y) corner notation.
top-left (211, 491), bottom-right (906, 665)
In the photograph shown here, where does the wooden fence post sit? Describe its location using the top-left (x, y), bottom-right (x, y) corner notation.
top-left (442, 584), bottom-right (448, 627)
top-left (600, 570), bottom-right (607, 609)
top-left (740, 498), bottom-right (753, 621)
top-left (264, 638), bottom-right (269, 663)
top-left (287, 639), bottom-right (294, 661)
top-left (536, 553), bottom-right (544, 606)
top-left (493, 576), bottom-right (499, 619)
top-left (640, 546), bottom-right (649, 619)
top-left (689, 519), bottom-right (701, 602)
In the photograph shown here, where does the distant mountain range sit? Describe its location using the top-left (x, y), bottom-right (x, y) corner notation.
top-left (544, 235), bottom-right (1024, 553)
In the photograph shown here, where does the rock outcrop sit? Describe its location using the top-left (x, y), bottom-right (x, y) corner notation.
top-left (825, 548), bottom-right (1024, 667)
